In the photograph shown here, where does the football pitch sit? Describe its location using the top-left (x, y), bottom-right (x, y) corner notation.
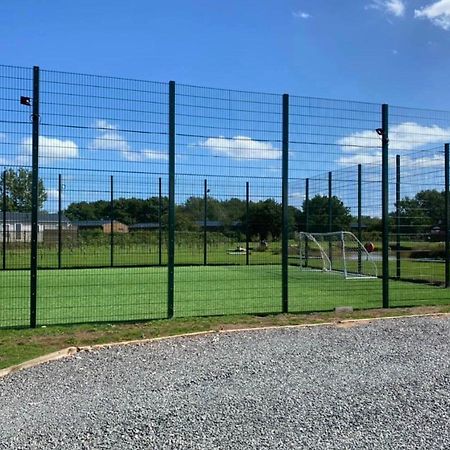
top-left (1, 264), bottom-right (449, 328)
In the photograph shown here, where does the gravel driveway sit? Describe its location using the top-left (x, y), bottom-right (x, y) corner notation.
top-left (1, 316), bottom-right (449, 449)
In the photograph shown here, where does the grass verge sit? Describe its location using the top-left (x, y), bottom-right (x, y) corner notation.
top-left (1, 305), bottom-right (449, 371)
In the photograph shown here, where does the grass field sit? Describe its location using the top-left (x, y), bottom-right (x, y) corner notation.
top-left (2, 241), bottom-right (447, 285)
top-left (1, 264), bottom-right (449, 328)
top-left (1, 242), bottom-right (281, 269)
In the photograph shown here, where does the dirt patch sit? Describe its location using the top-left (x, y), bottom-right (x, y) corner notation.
top-left (335, 320), bottom-right (370, 329)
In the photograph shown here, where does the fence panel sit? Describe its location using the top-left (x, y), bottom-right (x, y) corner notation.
top-left (174, 84), bottom-right (283, 317)
top-left (35, 69), bottom-right (169, 325)
top-left (389, 105), bottom-right (450, 307)
top-left (288, 97), bottom-right (383, 312)
top-left (0, 65), bottom-right (33, 327)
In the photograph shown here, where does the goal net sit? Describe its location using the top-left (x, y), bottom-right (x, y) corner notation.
top-left (298, 231), bottom-right (378, 279)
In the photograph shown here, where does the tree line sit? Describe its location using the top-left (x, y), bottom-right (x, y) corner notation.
top-left (2, 169), bottom-right (447, 240)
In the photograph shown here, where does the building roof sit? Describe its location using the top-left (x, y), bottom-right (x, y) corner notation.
top-left (129, 222), bottom-right (160, 230)
top-left (195, 220), bottom-right (224, 228)
top-left (73, 220), bottom-right (125, 227)
top-left (4, 212), bottom-right (71, 223)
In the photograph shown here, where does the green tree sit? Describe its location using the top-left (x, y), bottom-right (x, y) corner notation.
top-left (395, 189), bottom-right (445, 237)
top-left (298, 195), bottom-right (352, 233)
top-left (248, 199), bottom-right (283, 241)
top-left (65, 197), bottom-right (170, 225)
top-left (0, 168), bottom-right (47, 211)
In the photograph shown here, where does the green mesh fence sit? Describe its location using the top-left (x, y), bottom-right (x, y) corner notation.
top-left (0, 65), bottom-right (449, 328)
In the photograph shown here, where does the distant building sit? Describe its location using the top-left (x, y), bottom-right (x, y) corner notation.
top-left (0, 212), bottom-right (72, 243)
top-left (129, 222), bottom-right (160, 231)
top-left (73, 220), bottom-right (129, 234)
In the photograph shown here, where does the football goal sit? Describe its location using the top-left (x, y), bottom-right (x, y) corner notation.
top-left (298, 231), bottom-right (378, 279)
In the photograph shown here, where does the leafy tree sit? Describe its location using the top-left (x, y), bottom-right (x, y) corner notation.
top-left (395, 189), bottom-right (445, 237)
top-left (0, 168), bottom-right (47, 211)
top-left (65, 196), bottom-right (169, 225)
top-left (297, 195), bottom-right (352, 233)
top-left (65, 200), bottom-right (109, 221)
top-left (248, 199), bottom-right (282, 240)
top-left (179, 196), bottom-right (226, 223)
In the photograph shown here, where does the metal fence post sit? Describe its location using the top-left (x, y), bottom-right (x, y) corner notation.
top-left (396, 155), bottom-right (401, 280)
top-left (110, 175), bottom-right (114, 268)
top-left (203, 179), bottom-right (207, 266)
top-left (246, 181), bottom-right (249, 266)
top-left (445, 143), bottom-right (449, 288)
top-left (168, 81), bottom-right (176, 318)
top-left (2, 170), bottom-right (6, 270)
top-left (381, 104), bottom-right (389, 308)
top-left (305, 177), bottom-right (309, 267)
top-left (58, 174), bottom-right (62, 270)
top-left (328, 171), bottom-right (333, 262)
top-left (281, 93), bottom-right (289, 314)
top-left (358, 165), bottom-right (362, 274)
top-left (158, 177), bottom-right (162, 266)
top-left (30, 65), bottom-right (40, 328)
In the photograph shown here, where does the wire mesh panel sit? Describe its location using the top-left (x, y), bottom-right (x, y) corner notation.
top-left (288, 97), bottom-right (383, 312)
top-left (389, 105), bottom-right (450, 307)
top-left (0, 65), bottom-right (33, 327)
top-left (1, 64), bottom-right (450, 328)
top-left (35, 70), bottom-right (169, 325)
top-left (174, 84), bottom-right (283, 317)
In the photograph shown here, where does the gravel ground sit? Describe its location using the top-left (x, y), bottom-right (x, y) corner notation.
top-left (0, 316), bottom-right (449, 450)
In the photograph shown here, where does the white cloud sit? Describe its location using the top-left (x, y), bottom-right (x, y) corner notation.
top-left (293, 10), bottom-right (311, 19)
top-left (46, 188), bottom-right (60, 201)
top-left (92, 120), bottom-right (167, 161)
top-left (21, 136), bottom-right (78, 160)
top-left (390, 122), bottom-right (450, 150)
top-left (338, 152), bottom-right (384, 166)
top-left (0, 134), bottom-right (6, 165)
top-left (122, 149), bottom-right (168, 162)
top-left (338, 130), bottom-right (380, 151)
top-left (402, 153), bottom-right (444, 168)
top-left (337, 122), bottom-right (450, 169)
top-left (200, 136), bottom-right (280, 160)
top-left (367, 0), bottom-right (406, 16)
top-left (415, 0), bottom-right (450, 30)
top-left (338, 122), bottom-right (450, 152)
top-left (338, 151), bottom-right (444, 168)
top-left (91, 120), bottom-right (130, 152)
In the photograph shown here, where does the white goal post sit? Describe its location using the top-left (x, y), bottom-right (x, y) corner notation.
top-left (298, 231), bottom-right (378, 279)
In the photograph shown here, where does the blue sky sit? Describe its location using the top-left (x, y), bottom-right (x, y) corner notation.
top-left (1, 0), bottom-right (450, 215)
top-left (1, 0), bottom-right (450, 108)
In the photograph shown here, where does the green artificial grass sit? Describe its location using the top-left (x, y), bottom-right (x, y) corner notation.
top-left (1, 265), bottom-right (449, 328)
